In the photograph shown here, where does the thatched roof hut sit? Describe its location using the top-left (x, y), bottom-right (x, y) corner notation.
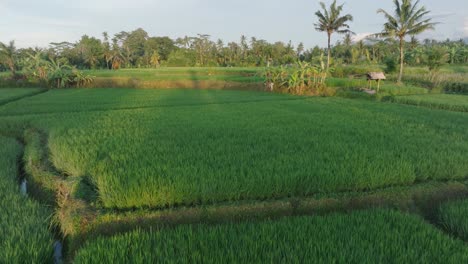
top-left (366, 72), bottom-right (386, 92)
top-left (366, 72), bottom-right (386, 81)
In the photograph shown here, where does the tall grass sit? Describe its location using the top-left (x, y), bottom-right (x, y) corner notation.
top-left (438, 199), bottom-right (468, 240)
top-left (73, 210), bottom-right (468, 263)
top-left (0, 136), bottom-right (54, 262)
top-left (83, 68), bottom-right (263, 89)
top-left (0, 90), bottom-right (467, 209)
top-left (392, 94), bottom-right (468, 112)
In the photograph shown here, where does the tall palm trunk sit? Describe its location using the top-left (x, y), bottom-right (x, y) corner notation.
top-left (398, 37), bottom-right (404, 83)
top-left (8, 60), bottom-right (16, 77)
top-left (327, 32), bottom-right (331, 71)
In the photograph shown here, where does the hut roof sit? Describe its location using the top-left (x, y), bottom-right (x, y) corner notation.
top-left (367, 72), bottom-right (386, 80)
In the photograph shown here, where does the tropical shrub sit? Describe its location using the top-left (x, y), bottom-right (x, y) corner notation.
top-left (263, 60), bottom-right (329, 95)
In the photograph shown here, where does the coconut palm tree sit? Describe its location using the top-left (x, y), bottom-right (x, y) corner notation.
top-left (0, 40), bottom-right (17, 76)
top-left (376, 0), bottom-right (436, 83)
top-left (314, 0), bottom-right (353, 71)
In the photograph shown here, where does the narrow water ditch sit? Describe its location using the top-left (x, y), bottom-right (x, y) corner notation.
top-left (15, 142), bottom-right (65, 264)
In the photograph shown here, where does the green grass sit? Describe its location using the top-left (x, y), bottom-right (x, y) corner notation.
top-left (0, 136), bottom-right (54, 262)
top-left (0, 89), bottom-right (297, 116)
top-left (379, 84), bottom-right (429, 95)
top-left (438, 199), bottom-right (468, 240)
top-left (328, 79), bottom-right (430, 99)
top-left (0, 89), bottom-right (467, 209)
top-left (326, 77), bottom-right (364, 88)
top-left (393, 94), bottom-right (468, 112)
top-left (0, 88), bottom-right (44, 105)
top-left (85, 67), bottom-right (263, 83)
top-left (392, 94), bottom-right (468, 112)
top-left (73, 210), bottom-right (468, 263)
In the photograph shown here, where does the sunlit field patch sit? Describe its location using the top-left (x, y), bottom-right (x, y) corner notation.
top-left (1, 89), bottom-right (466, 209)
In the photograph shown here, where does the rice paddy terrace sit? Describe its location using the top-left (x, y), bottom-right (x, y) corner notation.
top-left (0, 79), bottom-right (468, 262)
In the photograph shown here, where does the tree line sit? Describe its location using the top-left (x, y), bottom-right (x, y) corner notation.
top-left (1, 0), bottom-right (467, 82)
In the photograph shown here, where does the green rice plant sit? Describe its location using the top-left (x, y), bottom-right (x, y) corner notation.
top-left (0, 88), bottom-right (44, 105)
top-left (84, 67), bottom-right (263, 84)
top-left (0, 89), bottom-right (298, 116)
top-left (392, 94), bottom-right (468, 112)
top-left (0, 90), bottom-right (467, 209)
top-left (73, 210), bottom-right (468, 263)
top-left (378, 84), bottom-right (429, 95)
top-left (438, 199), bottom-right (468, 240)
top-left (0, 136), bottom-right (54, 262)
top-left (326, 77), bottom-right (364, 88)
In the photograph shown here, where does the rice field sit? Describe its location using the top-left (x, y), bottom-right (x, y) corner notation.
top-left (0, 88), bottom-right (44, 105)
top-left (0, 89), bottom-right (467, 209)
top-left (438, 199), bottom-right (468, 240)
top-left (392, 94), bottom-right (468, 112)
top-left (0, 84), bottom-right (467, 262)
top-left (85, 67), bottom-right (262, 82)
top-left (73, 210), bottom-right (468, 263)
top-left (0, 89), bottom-right (297, 116)
top-left (0, 136), bottom-right (54, 262)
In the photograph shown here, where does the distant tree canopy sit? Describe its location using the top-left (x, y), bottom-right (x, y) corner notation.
top-left (0, 27), bottom-right (467, 73)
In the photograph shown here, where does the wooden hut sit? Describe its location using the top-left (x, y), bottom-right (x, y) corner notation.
top-left (366, 72), bottom-right (386, 92)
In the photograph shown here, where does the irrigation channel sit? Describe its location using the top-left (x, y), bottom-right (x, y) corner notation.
top-left (16, 149), bottom-right (64, 264)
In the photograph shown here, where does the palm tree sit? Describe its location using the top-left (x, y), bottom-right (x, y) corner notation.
top-left (0, 40), bottom-right (17, 76)
top-left (376, 0), bottom-right (436, 83)
top-left (314, 0), bottom-right (353, 71)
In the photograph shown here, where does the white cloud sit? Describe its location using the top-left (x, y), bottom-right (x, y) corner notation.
top-left (352, 32), bottom-right (372, 42)
top-left (464, 17), bottom-right (468, 37)
top-left (429, 12), bottom-right (457, 19)
top-left (2, 31), bottom-right (77, 48)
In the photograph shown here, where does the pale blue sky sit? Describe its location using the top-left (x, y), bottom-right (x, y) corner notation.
top-left (1, 0), bottom-right (467, 49)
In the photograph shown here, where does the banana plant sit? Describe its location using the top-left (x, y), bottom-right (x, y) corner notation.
top-left (73, 69), bottom-right (95, 88)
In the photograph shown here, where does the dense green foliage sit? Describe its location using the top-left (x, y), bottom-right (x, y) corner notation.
top-left (0, 88), bottom-right (43, 105)
top-left (74, 210), bottom-right (468, 263)
top-left (444, 82), bottom-right (468, 94)
top-left (1, 89), bottom-right (467, 209)
top-left (1, 28), bottom-right (466, 74)
top-left (0, 136), bottom-right (53, 262)
top-left (392, 94), bottom-right (468, 112)
top-left (438, 199), bottom-right (468, 240)
top-left (263, 61), bottom-right (331, 95)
